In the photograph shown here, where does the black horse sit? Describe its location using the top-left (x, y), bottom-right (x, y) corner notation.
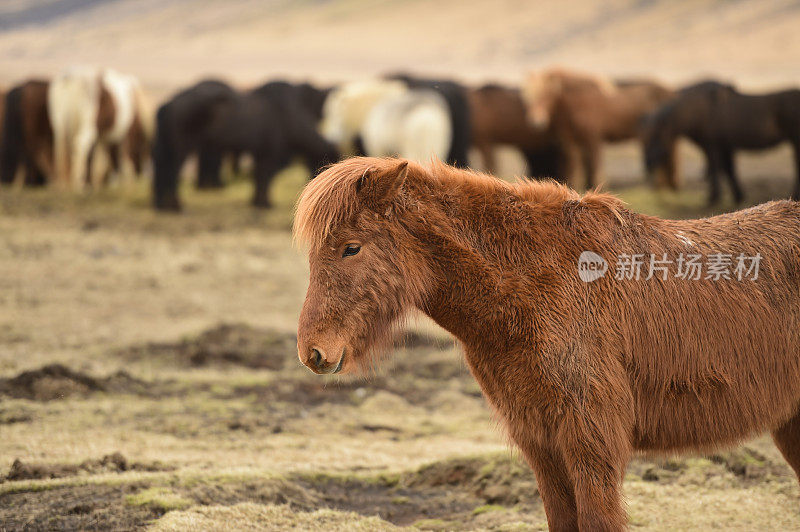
top-left (152, 79), bottom-right (338, 211)
top-left (643, 81), bottom-right (800, 204)
top-left (387, 73), bottom-right (471, 168)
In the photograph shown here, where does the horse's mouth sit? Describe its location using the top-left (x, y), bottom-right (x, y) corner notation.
top-left (331, 350), bottom-right (345, 374)
top-left (319, 350), bottom-right (345, 375)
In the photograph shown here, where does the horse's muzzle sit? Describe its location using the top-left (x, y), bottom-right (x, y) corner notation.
top-left (302, 346), bottom-right (345, 375)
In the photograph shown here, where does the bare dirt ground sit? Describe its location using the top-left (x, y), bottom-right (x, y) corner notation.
top-left (1, 149), bottom-right (800, 530)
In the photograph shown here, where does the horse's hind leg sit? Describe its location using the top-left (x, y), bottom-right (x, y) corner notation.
top-left (581, 138), bottom-right (601, 189)
top-left (252, 153), bottom-right (285, 208)
top-left (791, 140), bottom-right (800, 200)
top-left (196, 147), bottom-right (224, 189)
top-left (703, 146), bottom-right (723, 205)
top-left (475, 143), bottom-right (496, 174)
top-left (71, 128), bottom-right (96, 192)
top-left (772, 409), bottom-right (800, 481)
top-left (720, 148), bottom-right (744, 204)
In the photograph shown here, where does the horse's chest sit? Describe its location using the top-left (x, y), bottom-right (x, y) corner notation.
top-left (463, 346), bottom-right (568, 430)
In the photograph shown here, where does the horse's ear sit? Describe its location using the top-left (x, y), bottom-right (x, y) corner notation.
top-left (357, 161), bottom-right (408, 212)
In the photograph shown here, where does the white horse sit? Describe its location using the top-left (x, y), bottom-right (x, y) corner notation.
top-left (48, 67), bottom-right (150, 190)
top-left (360, 89), bottom-right (452, 164)
top-left (320, 79), bottom-right (407, 155)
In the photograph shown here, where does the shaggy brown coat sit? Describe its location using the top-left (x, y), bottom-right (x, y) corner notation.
top-left (295, 157), bottom-right (800, 530)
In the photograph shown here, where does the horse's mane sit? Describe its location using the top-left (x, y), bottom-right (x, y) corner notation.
top-left (294, 158), bottom-right (625, 249)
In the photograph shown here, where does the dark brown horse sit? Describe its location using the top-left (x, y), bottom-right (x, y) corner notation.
top-left (0, 79), bottom-right (52, 186)
top-left (643, 81), bottom-right (800, 204)
top-left (522, 68), bottom-right (675, 189)
top-left (295, 156), bottom-right (800, 530)
top-left (469, 83), bottom-right (564, 179)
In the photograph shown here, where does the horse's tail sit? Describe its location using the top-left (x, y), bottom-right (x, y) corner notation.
top-left (0, 86), bottom-right (23, 184)
top-left (151, 103), bottom-right (180, 210)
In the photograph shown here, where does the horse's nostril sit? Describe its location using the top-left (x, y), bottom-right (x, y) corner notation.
top-left (311, 348), bottom-right (323, 369)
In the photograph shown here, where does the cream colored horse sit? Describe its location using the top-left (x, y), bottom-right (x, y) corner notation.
top-left (320, 79), bottom-right (407, 155)
top-left (361, 89), bottom-right (451, 164)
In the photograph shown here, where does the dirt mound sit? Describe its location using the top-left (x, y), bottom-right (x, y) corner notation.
top-left (710, 447), bottom-right (793, 482)
top-left (0, 365), bottom-right (153, 401)
top-left (4, 452), bottom-right (173, 482)
top-left (123, 323), bottom-right (296, 370)
top-left (0, 364), bottom-right (105, 401)
top-left (291, 454), bottom-right (540, 526)
top-left (0, 405), bottom-right (33, 424)
top-left (0, 483), bottom-right (159, 531)
top-left (403, 454), bottom-right (538, 507)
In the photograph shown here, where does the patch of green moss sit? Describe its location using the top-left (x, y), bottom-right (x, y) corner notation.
top-left (472, 504), bottom-right (506, 515)
top-left (126, 487), bottom-right (192, 511)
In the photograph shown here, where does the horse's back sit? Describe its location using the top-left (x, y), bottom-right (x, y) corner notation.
top-left (321, 80), bottom-right (407, 151)
top-left (611, 201), bottom-right (800, 451)
top-left (361, 89), bottom-right (451, 162)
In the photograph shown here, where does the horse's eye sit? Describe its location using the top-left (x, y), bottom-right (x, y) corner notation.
top-left (342, 244), bottom-right (361, 258)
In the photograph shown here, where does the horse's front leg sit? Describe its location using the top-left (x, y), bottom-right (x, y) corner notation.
top-left (703, 145), bottom-right (723, 205)
top-left (517, 440), bottom-right (578, 531)
top-left (559, 407), bottom-right (632, 532)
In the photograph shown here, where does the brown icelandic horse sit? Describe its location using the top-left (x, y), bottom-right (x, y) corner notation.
top-left (295, 156), bottom-right (800, 531)
top-left (469, 83), bottom-right (565, 179)
top-left (0, 79), bottom-right (53, 186)
top-left (522, 68), bottom-right (675, 189)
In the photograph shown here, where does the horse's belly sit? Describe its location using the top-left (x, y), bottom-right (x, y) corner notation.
top-left (632, 376), bottom-right (800, 452)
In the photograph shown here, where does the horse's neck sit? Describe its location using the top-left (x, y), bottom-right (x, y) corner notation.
top-left (405, 187), bottom-right (545, 348)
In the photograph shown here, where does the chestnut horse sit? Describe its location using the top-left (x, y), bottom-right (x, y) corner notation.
top-left (0, 79), bottom-right (53, 186)
top-left (469, 83), bottom-right (564, 178)
top-left (295, 156), bottom-right (800, 530)
top-left (522, 68), bottom-right (675, 189)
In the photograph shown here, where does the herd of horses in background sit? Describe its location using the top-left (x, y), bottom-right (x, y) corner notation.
top-left (1, 66), bottom-right (800, 211)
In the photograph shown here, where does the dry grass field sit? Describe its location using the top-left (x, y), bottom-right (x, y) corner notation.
top-left (2, 0), bottom-right (800, 529)
top-left (1, 146), bottom-right (800, 530)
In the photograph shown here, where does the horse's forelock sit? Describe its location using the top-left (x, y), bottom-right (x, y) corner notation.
top-left (294, 157), bottom-right (403, 250)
